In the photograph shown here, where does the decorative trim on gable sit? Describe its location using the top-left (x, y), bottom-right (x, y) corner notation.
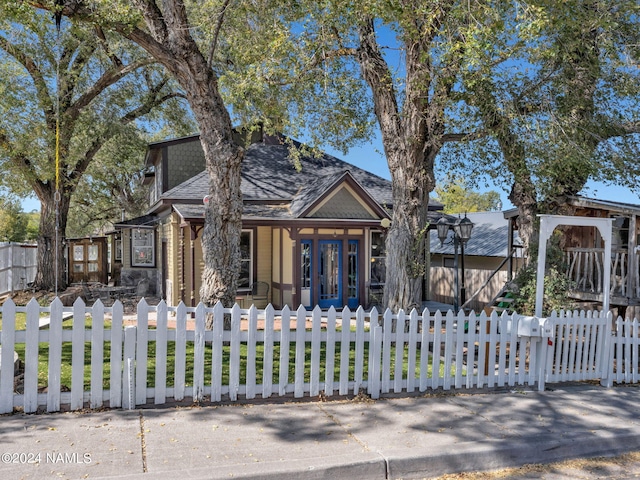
top-left (296, 171), bottom-right (390, 220)
top-left (307, 184), bottom-right (377, 219)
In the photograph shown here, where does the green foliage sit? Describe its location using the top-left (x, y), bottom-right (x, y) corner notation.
top-left (434, 178), bottom-right (501, 214)
top-left (511, 236), bottom-right (576, 316)
top-left (0, 198), bottom-right (28, 242)
top-left (0, 9), bottom-right (192, 237)
top-left (67, 126), bottom-right (149, 237)
top-left (25, 212), bottom-right (40, 241)
top-left (442, 0), bottom-right (640, 218)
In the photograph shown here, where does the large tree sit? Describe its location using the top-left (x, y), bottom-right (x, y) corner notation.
top-left (279, 1), bottom-right (513, 311)
top-left (0, 6), bottom-right (185, 290)
top-left (434, 179), bottom-right (501, 214)
top-left (36, 0), bottom-right (372, 307)
top-left (449, 0), bottom-right (640, 253)
top-left (0, 198), bottom-right (29, 242)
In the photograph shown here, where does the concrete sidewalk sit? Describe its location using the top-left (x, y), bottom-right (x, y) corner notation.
top-left (2, 384), bottom-right (640, 480)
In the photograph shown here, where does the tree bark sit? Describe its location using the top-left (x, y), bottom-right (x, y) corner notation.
top-left (33, 186), bottom-right (69, 292)
top-left (122, 2), bottom-right (243, 307)
top-left (356, 17), bottom-right (440, 312)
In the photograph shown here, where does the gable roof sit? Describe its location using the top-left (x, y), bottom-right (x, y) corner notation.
top-left (153, 136), bottom-right (445, 222)
top-left (159, 140), bottom-right (395, 206)
top-left (290, 170), bottom-right (388, 219)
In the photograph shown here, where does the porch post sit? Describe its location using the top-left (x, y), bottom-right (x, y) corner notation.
top-left (536, 215), bottom-right (613, 317)
top-left (534, 218), bottom-right (552, 317)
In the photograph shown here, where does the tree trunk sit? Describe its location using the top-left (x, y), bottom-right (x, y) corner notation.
top-left (383, 147), bottom-right (434, 312)
top-left (33, 188), bottom-right (69, 293)
top-left (356, 17), bottom-right (439, 313)
top-left (509, 182), bottom-right (538, 259)
top-left (124, 7), bottom-right (243, 308)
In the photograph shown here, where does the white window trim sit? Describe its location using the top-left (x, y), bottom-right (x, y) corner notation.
top-left (131, 228), bottom-right (155, 267)
top-left (238, 229), bottom-right (254, 291)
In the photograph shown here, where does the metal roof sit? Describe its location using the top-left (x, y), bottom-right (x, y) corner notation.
top-left (430, 211), bottom-right (522, 258)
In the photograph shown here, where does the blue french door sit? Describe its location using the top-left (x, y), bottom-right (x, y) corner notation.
top-left (301, 239), bottom-right (359, 309)
top-left (318, 240), bottom-right (342, 309)
top-left (347, 240), bottom-right (359, 309)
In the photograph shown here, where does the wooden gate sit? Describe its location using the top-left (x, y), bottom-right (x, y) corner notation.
top-left (68, 237), bottom-right (108, 284)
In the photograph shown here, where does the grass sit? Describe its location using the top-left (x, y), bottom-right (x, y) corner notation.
top-left (5, 318), bottom-right (451, 392)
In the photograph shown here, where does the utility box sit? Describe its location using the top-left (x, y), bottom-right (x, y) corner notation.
top-left (517, 316), bottom-right (542, 337)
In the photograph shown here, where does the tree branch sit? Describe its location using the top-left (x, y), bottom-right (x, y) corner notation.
top-left (94, 25), bottom-right (123, 69)
top-left (207, 0), bottom-right (232, 69)
top-left (0, 34), bottom-right (55, 129)
top-left (65, 58), bottom-right (156, 123)
top-left (442, 131), bottom-right (487, 143)
top-left (69, 85), bottom-right (184, 183)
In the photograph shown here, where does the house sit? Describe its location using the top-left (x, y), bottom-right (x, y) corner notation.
top-left (110, 130), bottom-right (446, 309)
top-left (504, 196), bottom-right (640, 317)
top-left (429, 211), bottom-right (523, 312)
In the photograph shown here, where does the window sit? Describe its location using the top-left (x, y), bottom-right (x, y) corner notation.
top-left (370, 231), bottom-right (386, 285)
top-left (115, 238), bottom-right (122, 262)
top-left (301, 241), bottom-right (311, 289)
top-left (443, 257), bottom-right (455, 268)
top-left (132, 229), bottom-right (155, 267)
top-left (238, 230), bottom-right (253, 289)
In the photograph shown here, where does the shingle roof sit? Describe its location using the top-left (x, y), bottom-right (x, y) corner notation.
top-left (157, 137), bottom-right (447, 221)
top-left (430, 211), bottom-right (522, 258)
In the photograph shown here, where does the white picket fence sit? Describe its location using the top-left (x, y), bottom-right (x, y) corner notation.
top-left (0, 297), bottom-right (632, 414)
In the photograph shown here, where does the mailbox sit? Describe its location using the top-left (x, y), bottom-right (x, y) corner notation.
top-left (517, 316), bottom-right (541, 337)
top-left (541, 318), bottom-right (553, 338)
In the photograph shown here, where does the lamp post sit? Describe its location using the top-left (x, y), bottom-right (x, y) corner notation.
top-left (437, 215), bottom-right (474, 313)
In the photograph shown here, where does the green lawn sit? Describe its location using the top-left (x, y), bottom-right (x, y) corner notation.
top-left (3, 316), bottom-right (452, 393)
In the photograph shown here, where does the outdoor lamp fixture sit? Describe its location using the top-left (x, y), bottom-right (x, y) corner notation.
top-left (436, 216), bottom-right (450, 246)
top-left (454, 215), bottom-right (474, 244)
top-left (436, 214), bottom-right (474, 313)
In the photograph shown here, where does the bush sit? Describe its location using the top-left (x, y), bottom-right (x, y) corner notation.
top-left (511, 235), bottom-right (576, 316)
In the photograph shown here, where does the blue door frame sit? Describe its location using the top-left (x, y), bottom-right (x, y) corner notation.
top-left (318, 240), bottom-right (342, 309)
top-left (301, 239), bottom-right (359, 309)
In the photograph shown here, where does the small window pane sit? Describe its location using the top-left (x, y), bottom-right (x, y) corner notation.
top-left (115, 239), bottom-right (122, 261)
top-left (88, 245), bottom-right (98, 261)
top-left (132, 229), bottom-right (155, 267)
top-left (238, 231), bottom-right (252, 288)
top-left (88, 263), bottom-right (98, 272)
top-left (73, 245), bottom-right (84, 261)
top-left (73, 264), bottom-right (84, 273)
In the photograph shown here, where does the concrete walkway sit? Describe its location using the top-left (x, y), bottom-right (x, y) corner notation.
top-left (2, 383), bottom-right (640, 479)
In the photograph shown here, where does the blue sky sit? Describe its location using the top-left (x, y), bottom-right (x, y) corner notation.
top-left (17, 114), bottom-right (637, 214)
top-left (323, 137), bottom-right (640, 211)
top-left (19, 134), bottom-right (637, 214)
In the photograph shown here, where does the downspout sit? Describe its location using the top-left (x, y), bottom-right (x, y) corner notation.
top-left (180, 226), bottom-right (185, 303)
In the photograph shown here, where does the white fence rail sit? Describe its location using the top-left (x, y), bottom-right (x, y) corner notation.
top-left (0, 243), bottom-right (37, 296)
top-left (0, 298), bottom-right (626, 414)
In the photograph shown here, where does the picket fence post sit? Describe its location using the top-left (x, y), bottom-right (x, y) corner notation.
top-left (324, 306), bottom-right (337, 397)
top-left (122, 325), bottom-right (137, 410)
top-left (193, 302), bottom-right (206, 402)
top-left (0, 298), bottom-right (16, 414)
top-left (600, 312), bottom-right (615, 388)
top-left (110, 300), bottom-right (124, 409)
top-left (90, 299), bottom-right (105, 409)
top-left (370, 325), bottom-right (382, 399)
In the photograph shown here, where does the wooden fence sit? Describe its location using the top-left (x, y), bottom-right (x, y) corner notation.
top-left (430, 266), bottom-right (509, 312)
top-left (0, 297), bottom-right (629, 414)
top-left (0, 243), bottom-right (37, 296)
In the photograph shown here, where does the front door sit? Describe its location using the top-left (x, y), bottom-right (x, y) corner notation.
top-left (319, 240), bottom-right (342, 308)
top-left (300, 239), bottom-right (360, 309)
